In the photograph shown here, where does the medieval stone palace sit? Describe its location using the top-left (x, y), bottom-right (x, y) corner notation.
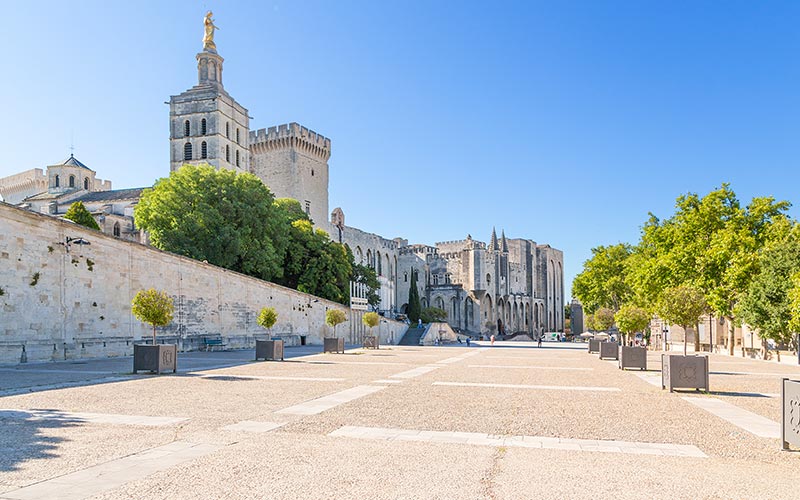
top-left (0, 12), bottom-right (564, 338)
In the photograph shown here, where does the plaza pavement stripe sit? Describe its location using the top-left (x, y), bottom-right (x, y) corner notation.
top-left (373, 379), bottom-right (403, 384)
top-left (0, 409), bottom-right (188, 427)
top-left (467, 365), bottom-right (593, 371)
top-left (633, 373), bottom-right (662, 387)
top-left (328, 426), bottom-right (706, 458)
top-left (681, 397), bottom-right (780, 438)
top-left (301, 360), bottom-right (409, 366)
top-left (1, 441), bottom-right (220, 500)
top-left (200, 374), bottom-right (345, 382)
top-left (389, 365), bottom-right (442, 379)
top-left (432, 381), bottom-right (621, 392)
top-left (221, 420), bottom-right (286, 432)
top-left (275, 385), bottom-right (385, 416)
top-left (436, 357), bottom-right (468, 364)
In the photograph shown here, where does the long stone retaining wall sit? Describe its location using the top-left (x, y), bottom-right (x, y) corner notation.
top-left (0, 203), bottom-right (406, 365)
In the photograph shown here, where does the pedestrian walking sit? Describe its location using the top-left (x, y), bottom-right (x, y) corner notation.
top-left (537, 334), bottom-right (542, 348)
top-left (418, 318), bottom-right (422, 328)
top-left (466, 337), bottom-right (471, 347)
top-left (490, 334), bottom-right (495, 346)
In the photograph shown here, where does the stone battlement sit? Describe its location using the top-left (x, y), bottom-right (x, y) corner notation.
top-left (250, 122), bottom-right (331, 161)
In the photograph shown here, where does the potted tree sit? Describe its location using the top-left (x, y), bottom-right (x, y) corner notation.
top-left (658, 286), bottom-right (709, 392)
top-left (362, 311), bottom-right (380, 349)
top-left (615, 305), bottom-right (650, 370)
top-left (255, 307), bottom-right (282, 361)
top-left (594, 307), bottom-right (617, 358)
top-left (131, 288), bottom-right (176, 374)
top-left (324, 309), bottom-right (347, 353)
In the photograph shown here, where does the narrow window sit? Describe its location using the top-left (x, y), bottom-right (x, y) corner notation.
top-left (236, 128), bottom-right (240, 144)
top-left (54, 175), bottom-right (60, 187)
top-left (225, 144), bottom-right (230, 162)
top-left (404, 272), bottom-right (408, 283)
top-left (69, 175), bottom-right (75, 188)
top-left (184, 142), bottom-right (192, 160)
top-left (235, 150), bottom-right (240, 167)
top-left (184, 120), bottom-right (190, 137)
top-left (226, 122), bottom-right (230, 138)
top-left (201, 118), bottom-right (207, 136)
top-left (84, 177), bottom-right (89, 190)
top-left (201, 141), bottom-right (208, 159)
top-left (304, 200), bottom-right (311, 215)
top-left (113, 222), bottom-right (121, 237)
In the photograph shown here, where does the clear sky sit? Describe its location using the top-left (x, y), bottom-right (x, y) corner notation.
top-left (2, 1), bottom-right (799, 297)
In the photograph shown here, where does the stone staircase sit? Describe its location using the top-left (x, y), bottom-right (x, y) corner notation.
top-left (398, 325), bottom-right (427, 346)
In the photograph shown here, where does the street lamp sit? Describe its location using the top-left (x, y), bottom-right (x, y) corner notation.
top-left (57, 236), bottom-right (91, 253)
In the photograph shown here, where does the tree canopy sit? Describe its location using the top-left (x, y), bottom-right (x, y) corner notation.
top-left (131, 289), bottom-right (174, 343)
top-left (257, 307), bottom-right (278, 332)
top-left (572, 244), bottom-right (632, 314)
top-left (593, 307), bottom-right (616, 331)
top-left (64, 201), bottom-right (100, 230)
top-left (657, 285), bottom-right (706, 354)
top-left (325, 309), bottom-right (347, 337)
top-left (420, 307), bottom-right (447, 323)
top-left (362, 311), bottom-right (380, 330)
top-left (614, 305), bottom-right (650, 340)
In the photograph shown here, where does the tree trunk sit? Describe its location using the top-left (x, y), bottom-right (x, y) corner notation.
top-left (683, 325), bottom-right (688, 356)
top-left (694, 323), bottom-right (700, 353)
top-left (727, 317), bottom-right (735, 356)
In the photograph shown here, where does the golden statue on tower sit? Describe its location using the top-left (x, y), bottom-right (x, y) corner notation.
top-left (203, 11), bottom-right (219, 52)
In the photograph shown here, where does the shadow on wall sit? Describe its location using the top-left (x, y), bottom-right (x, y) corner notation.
top-left (0, 410), bottom-right (80, 473)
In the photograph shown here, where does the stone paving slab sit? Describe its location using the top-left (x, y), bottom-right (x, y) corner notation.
top-left (274, 385), bottom-right (385, 416)
top-left (432, 381), bottom-right (622, 392)
top-left (220, 421), bottom-right (285, 433)
top-left (681, 397), bottom-right (780, 438)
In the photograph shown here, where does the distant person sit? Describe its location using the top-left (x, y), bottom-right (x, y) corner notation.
top-left (418, 318), bottom-right (422, 328)
top-left (466, 337), bottom-right (471, 347)
top-left (490, 334), bottom-right (495, 346)
top-left (537, 334), bottom-right (543, 348)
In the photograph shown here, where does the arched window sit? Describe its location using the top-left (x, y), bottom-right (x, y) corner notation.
top-left (201, 141), bottom-right (208, 159)
top-left (184, 120), bottom-right (190, 137)
top-left (83, 177), bottom-right (89, 190)
top-left (184, 142), bottom-right (192, 160)
top-left (226, 122), bottom-right (230, 138)
top-left (486, 273), bottom-right (491, 285)
top-left (54, 175), bottom-right (60, 187)
top-left (225, 145), bottom-right (230, 162)
top-left (113, 222), bottom-right (121, 238)
top-left (69, 175), bottom-right (75, 188)
top-left (236, 128), bottom-right (240, 144)
top-left (235, 150), bottom-right (240, 167)
top-left (201, 118), bottom-right (207, 135)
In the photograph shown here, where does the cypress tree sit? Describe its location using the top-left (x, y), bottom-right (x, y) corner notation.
top-left (407, 268), bottom-right (422, 324)
top-left (64, 202), bottom-right (100, 230)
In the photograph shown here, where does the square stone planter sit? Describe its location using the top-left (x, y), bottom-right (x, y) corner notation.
top-left (363, 335), bottom-right (379, 349)
top-left (588, 339), bottom-right (601, 353)
top-left (619, 346), bottom-right (647, 370)
top-left (599, 342), bottom-right (619, 360)
top-left (133, 344), bottom-right (177, 374)
top-left (781, 378), bottom-right (800, 451)
top-left (324, 337), bottom-right (345, 354)
top-left (661, 354), bottom-right (709, 392)
top-left (255, 339), bottom-right (284, 361)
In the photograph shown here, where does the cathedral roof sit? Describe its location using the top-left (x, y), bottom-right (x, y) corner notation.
top-left (60, 154), bottom-right (93, 171)
top-left (73, 187), bottom-right (145, 203)
top-left (489, 227), bottom-right (499, 251)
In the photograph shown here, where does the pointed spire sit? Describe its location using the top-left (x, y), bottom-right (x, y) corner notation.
top-left (501, 230), bottom-right (508, 252)
top-left (490, 227), bottom-right (499, 251)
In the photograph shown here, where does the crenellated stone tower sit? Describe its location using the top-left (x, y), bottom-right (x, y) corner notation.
top-left (168, 14), bottom-right (250, 174)
top-left (249, 123), bottom-right (331, 226)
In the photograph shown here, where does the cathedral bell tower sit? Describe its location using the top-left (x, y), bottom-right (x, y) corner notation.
top-left (168, 12), bottom-right (250, 174)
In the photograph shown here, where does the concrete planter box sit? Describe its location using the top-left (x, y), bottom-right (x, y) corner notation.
top-left (363, 336), bottom-right (379, 349)
top-left (782, 378), bottom-right (800, 451)
top-left (661, 354), bottom-right (709, 392)
top-left (133, 344), bottom-right (177, 374)
top-left (619, 346), bottom-right (647, 370)
top-left (588, 339), bottom-right (601, 353)
top-left (255, 339), bottom-right (284, 361)
top-left (599, 342), bottom-right (619, 360)
top-left (324, 337), bottom-right (345, 354)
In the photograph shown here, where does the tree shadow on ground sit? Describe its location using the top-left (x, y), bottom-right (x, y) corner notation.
top-left (0, 410), bottom-right (80, 473)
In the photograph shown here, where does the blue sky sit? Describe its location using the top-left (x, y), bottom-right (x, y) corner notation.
top-left (2, 1), bottom-right (799, 297)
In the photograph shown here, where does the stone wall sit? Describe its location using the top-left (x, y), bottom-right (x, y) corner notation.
top-left (0, 203), bottom-right (406, 365)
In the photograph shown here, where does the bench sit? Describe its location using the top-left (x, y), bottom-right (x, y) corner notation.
top-left (202, 337), bottom-right (227, 352)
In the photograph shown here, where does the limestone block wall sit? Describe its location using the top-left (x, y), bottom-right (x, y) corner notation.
top-left (0, 203), bottom-right (405, 365)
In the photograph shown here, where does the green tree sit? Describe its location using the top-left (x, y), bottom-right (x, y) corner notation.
top-left (657, 285), bottom-right (706, 355)
top-left (572, 244), bottom-right (633, 314)
top-left (593, 307), bottom-right (616, 331)
top-left (420, 307), bottom-right (447, 323)
top-left (740, 224), bottom-right (800, 350)
top-left (131, 289), bottom-right (174, 344)
top-left (257, 307), bottom-right (278, 335)
top-left (407, 269), bottom-right (421, 324)
top-left (584, 313), bottom-right (596, 331)
top-left (352, 263), bottom-right (380, 308)
top-left (325, 309), bottom-right (347, 338)
top-left (362, 311), bottom-right (380, 336)
top-left (788, 272), bottom-right (800, 336)
top-left (614, 305), bottom-right (650, 344)
top-left (64, 201), bottom-right (100, 230)
top-left (134, 165), bottom-right (283, 281)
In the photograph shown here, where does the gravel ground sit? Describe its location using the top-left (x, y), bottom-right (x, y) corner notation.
top-left (1, 342), bottom-right (799, 499)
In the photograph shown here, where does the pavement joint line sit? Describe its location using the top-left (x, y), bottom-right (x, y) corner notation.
top-left (274, 385), bottom-right (386, 416)
top-left (0, 409), bottom-right (189, 427)
top-left (432, 381), bottom-right (621, 392)
top-left (200, 374), bottom-right (345, 382)
top-left (220, 420), bottom-right (286, 433)
top-left (0, 441), bottom-right (221, 500)
top-left (300, 360), bottom-right (409, 366)
top-left (467, 365), bottom-right (593, 371)
top-left (389, 365), bottom-right (442, 379)
top-left (328, 426), bottom-right (707, 458)
top-left (372, 379), bottom-right (403, 384)
top-left (633, 373), bottom-right (662, 387)
top-left (681, 397), bottom-right (780, 438)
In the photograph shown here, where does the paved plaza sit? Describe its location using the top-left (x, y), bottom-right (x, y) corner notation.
top-left (2, 342), bottom-right (800, 499)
